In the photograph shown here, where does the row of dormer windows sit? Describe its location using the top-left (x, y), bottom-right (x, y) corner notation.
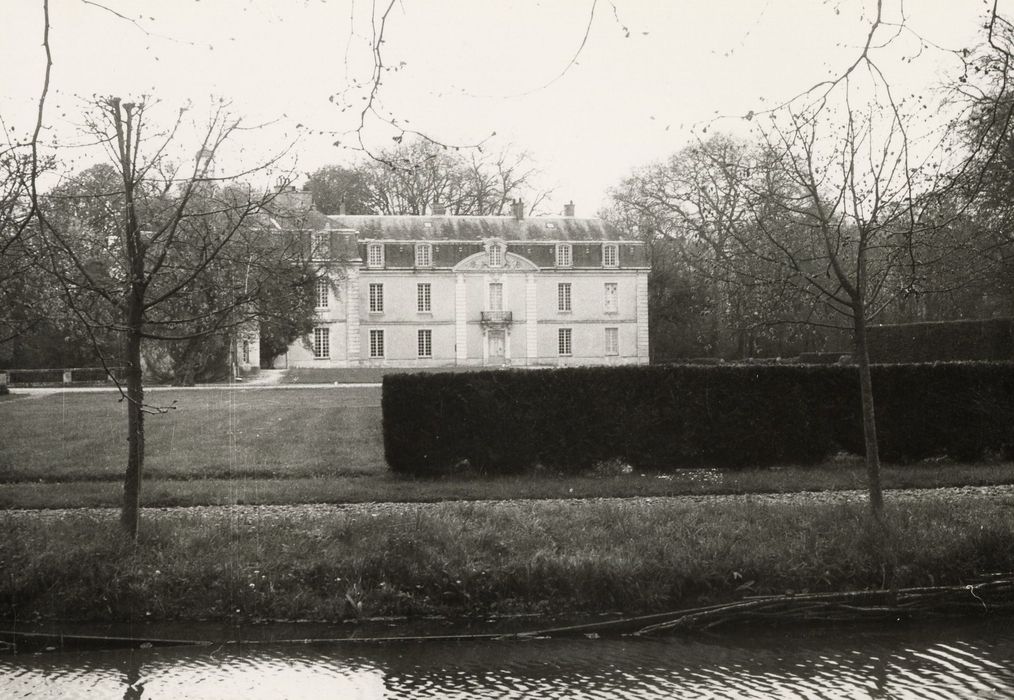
top-left (360, 242), bottom-right (621, 268)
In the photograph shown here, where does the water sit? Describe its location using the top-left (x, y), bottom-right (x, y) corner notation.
top-left (3, 621), bottom-right (1014, 699)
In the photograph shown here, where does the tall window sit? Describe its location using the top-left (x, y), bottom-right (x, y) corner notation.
top-left (488, 282), bottom-right (503, 312)
top-left (312, 232), bottom-right (330, 260)
top-left (417, 283), bottom-right (431, 312)
top-left (558, 328), bottom-right (572, 356)
top-left (369, 330), bottom-right (385, 358)
top-left (488, 242), bottom-right (504, 267)
top-left (556, 243), bottom-right (572, 267)
top-left (242, 340), bottom-right (250, 364)
top-left (605, 327), bottom-right (619, 355)
top-left (558, 282), bottom-right (572, 312)
top-left (415, 243), bottom-right (432, 267)
top-left (369, 283), bottom-right (384, 313)
top-left (367, 243), bottom-right (384, 268)
top-left (316, 277), bottom-right (329, 308)
top-left (418, 329), bottom-right (432, 357)
top-left (604, 283), bottom-right (618, 313)
top-left (313, 327), bottom-right (330, 359)
top-left (602, 243), bottom-right (618, 268)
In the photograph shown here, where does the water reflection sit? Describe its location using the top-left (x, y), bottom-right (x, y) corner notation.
top-left (3, 621), bottom-right (1014, 699)
top-left (121, 650), bottom-right (145, 700)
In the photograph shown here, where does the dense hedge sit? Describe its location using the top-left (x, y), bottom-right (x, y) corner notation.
top-left (5, 367), bottom-right (125, 385)
top-left (868, 318), bottom-right (1014, 363)
top-left (71, 367), bottom-right (125, 382)
top-left (8, 369), bottom-right (64, 384)
top-left (382, 363), bottom-right (1014, 474)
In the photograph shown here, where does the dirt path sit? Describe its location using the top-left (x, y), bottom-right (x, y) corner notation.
top-left (6, 379), bottom-right (381, 398)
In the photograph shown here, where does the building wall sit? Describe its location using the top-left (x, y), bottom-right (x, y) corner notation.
top-left (281, 235), bottom-right (650, 369)
top-left (235, 325), bottom-right (261, 372)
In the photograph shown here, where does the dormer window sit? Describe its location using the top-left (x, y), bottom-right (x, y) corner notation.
top-left (312, 232), bottom-right (330, 260)
top-left (367, 243), bottom-right (384, 268)
top-left (488, 242), bottom-right (504, 267)
top-left (602, 243), bottom-right (618, 268)
top-left (415, 243), bottom-right (432, 267)
top-left (556, 243), bottom-right (572, 267)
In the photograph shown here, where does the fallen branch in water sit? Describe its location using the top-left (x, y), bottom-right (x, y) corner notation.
top-left (634, 576), bottom-right (1014, 635)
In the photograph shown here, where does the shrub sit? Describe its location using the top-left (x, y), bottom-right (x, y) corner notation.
top-left (71, 367), bottom-right (125, 383)
top-left (382, 362), bottom-right (1014, 474)
top-left (8, 369), bottom-right (64, 385)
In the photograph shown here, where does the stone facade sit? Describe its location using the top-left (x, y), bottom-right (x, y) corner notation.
top-left (276, 212), bottom-right (650, 369)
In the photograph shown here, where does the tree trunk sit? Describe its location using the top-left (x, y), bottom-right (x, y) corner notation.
top-left (852, 310), bottom-right (884, 517)
top-left (853, 307), bottom-right (896, 590)
top-left (710, 280), bottom-right (727, 357)
top-left (112, 98), bottom-right (146, 540)
top-left (120, 293), bottom-right (144, 538)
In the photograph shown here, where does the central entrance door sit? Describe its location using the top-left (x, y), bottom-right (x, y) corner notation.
top-left (488, 330), bottom-right (505, 362)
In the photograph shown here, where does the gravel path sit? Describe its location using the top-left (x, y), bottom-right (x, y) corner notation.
top-left (4, 484), bottom-right (1013, 522)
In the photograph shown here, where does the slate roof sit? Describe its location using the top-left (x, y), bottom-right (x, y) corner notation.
top-left (324, 215), bottom-right (631, 242)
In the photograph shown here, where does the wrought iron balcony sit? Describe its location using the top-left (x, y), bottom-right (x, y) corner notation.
top-left (480, 310), bottom-right (513, 327)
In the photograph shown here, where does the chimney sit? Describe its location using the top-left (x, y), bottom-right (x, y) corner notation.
top-left (564, 201), bottom-right (575, 217)
top-left (339, 195), bottom-right (347, 216)
top-left (512, 199), bottom-right (525, 221)
top-left (271, 178), bottom-right (314, 215)
top-left (432, 201), bottom-right (446, 216)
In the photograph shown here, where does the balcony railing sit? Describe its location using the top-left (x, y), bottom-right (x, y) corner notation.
top-left (480, 310), bottom-right (513, 326)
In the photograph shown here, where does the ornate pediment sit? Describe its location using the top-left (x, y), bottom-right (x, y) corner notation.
top-left (453, 251), bottom-right (538, 272)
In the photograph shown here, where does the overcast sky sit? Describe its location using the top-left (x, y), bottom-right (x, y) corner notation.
top-left (2, 0), bottom-right (1001, 214)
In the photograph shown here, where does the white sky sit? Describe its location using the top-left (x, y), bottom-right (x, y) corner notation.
top-left (0, 0), bottom-right (1001, 214)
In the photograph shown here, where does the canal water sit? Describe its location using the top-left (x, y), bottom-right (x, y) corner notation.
top-left (3, 620), bottom-right (1014, 698)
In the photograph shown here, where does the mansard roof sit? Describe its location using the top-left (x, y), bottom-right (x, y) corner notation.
top-left (324, 215), bottom-right (630, 242)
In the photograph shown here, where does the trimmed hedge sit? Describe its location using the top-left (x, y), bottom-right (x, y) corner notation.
top-left (71, 367), bottom-right (126, 382)
top-left (5, 367), bottom-right (125, 385)
top-left (8, 369), bottom-right (64, 384)
top-left (868, 318), bottom-right (1014, 363)
top-left (382, 363), bottom-right (1014, 474)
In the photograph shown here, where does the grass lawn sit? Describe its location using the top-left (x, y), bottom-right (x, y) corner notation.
top-left (0, 387), bottom-right (384, 482)
top-left (3, 494), bottom-right (1013, 623)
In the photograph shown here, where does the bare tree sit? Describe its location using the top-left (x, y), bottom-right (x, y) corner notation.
top-left (0, 0), bottom-right (52, 352)
top-left (605, 134), bottom-right (840, 359)
top-left (751, 100), bottom-right (926, 521)
top-left (34, 97), bottom-right (313, 537)
top-left (0, 148), bottom-right (42, 348)
top-left (308, 138), bottom-right (552, 216)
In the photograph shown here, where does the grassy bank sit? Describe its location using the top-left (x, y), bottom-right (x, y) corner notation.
top-left (2, 462), bottom-right (1014, 509)
top-left (3, 494), bottom-right (1012, 624)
